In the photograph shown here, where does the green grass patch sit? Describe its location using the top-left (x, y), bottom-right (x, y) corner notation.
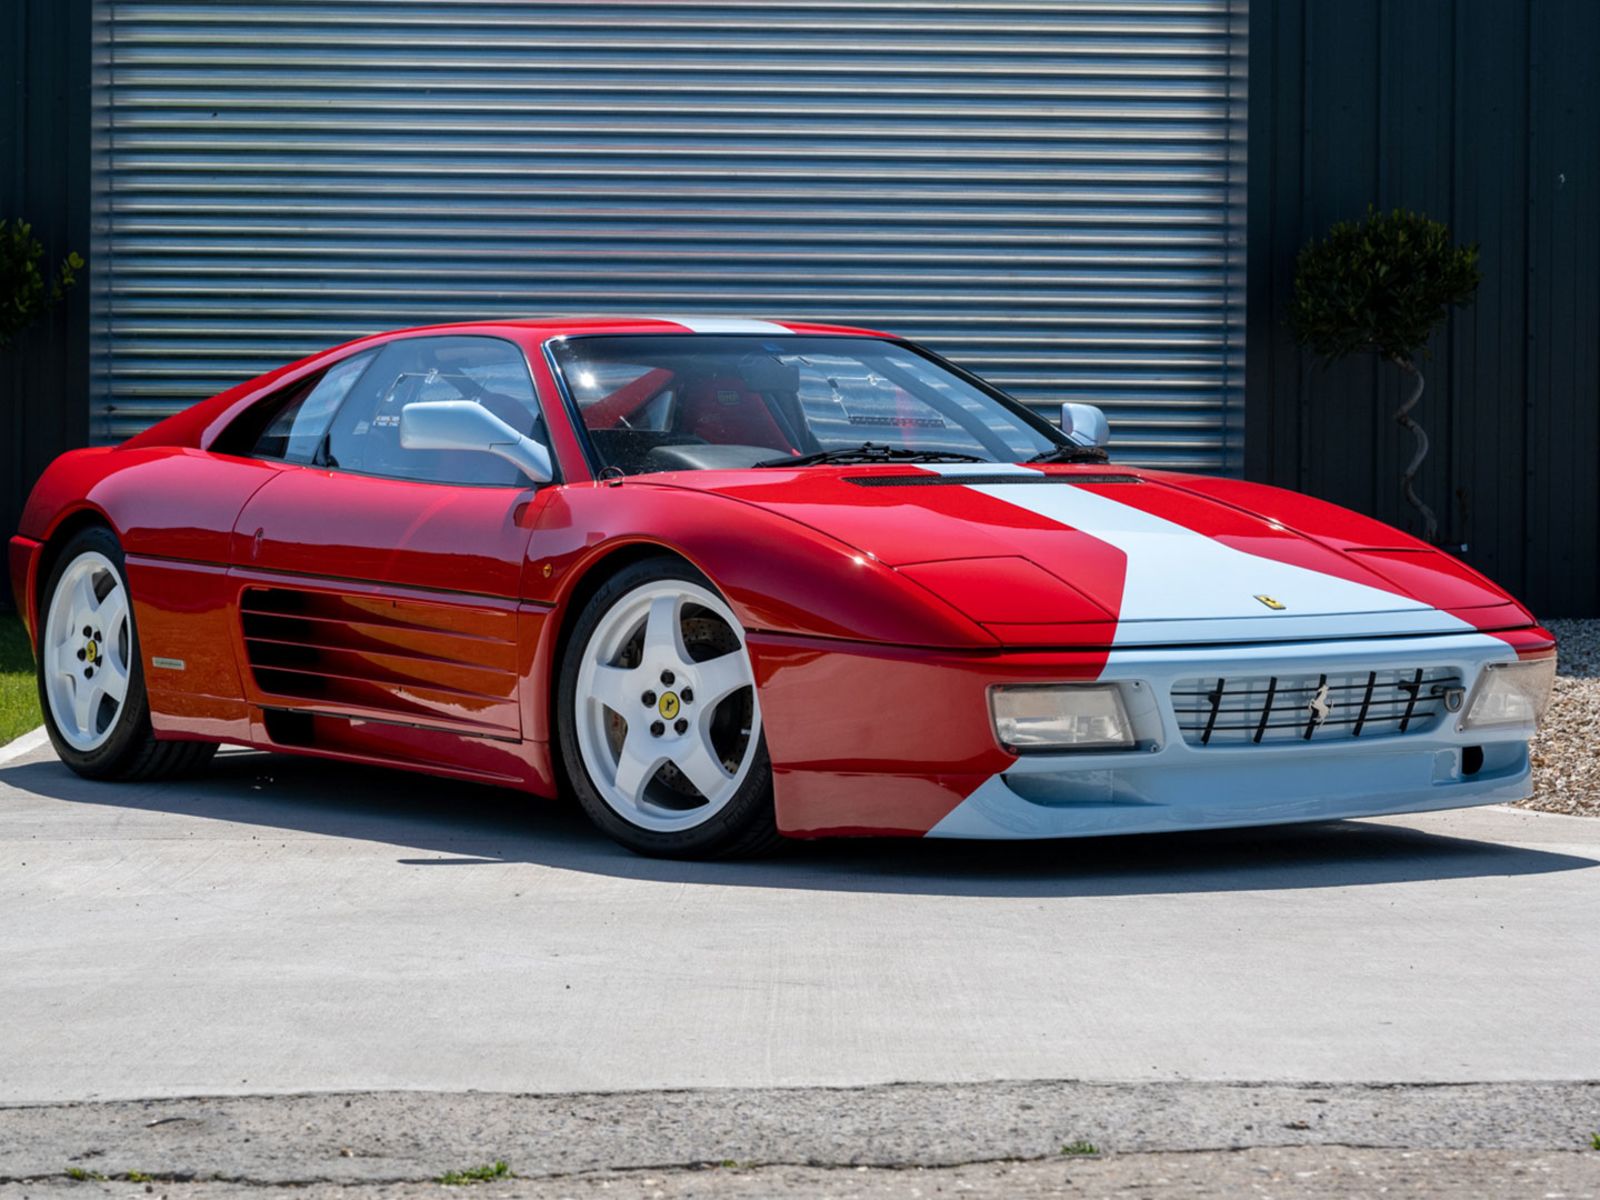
top-left (0, 612), bottom-right (40, 747)
top-left (1060, 1140), bottom-right (1100, 1157)
top-left (437, 1161), bottom-right (513, 1186)
top-left (1591, 1131), bottom-right (1600, 1151)
top-left (64, 1167), bottom-right (107, 1181)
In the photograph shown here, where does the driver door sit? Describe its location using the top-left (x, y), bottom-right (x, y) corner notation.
top-left (228, 335), bottom-right (553, 745)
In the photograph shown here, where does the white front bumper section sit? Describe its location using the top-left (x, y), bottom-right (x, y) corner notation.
top-left (929, 630), bottom-right (1535, 839)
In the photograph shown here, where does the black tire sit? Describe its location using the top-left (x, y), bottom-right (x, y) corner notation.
top-left (35, 525), bottom-right (218, 781)
top-left (556, 556), bottom-right (783, 859)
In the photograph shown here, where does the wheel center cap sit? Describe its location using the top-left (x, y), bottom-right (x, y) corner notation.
top-left (84, 639), bottom-right (99, 664)
top-left (657, 691), bottom-right (680, 720)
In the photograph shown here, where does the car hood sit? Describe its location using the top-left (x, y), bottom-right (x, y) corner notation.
top-left (649, 463), bottom-right (1532, 647)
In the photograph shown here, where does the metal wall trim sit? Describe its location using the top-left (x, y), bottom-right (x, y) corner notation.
top-left (92, 1), bottom-right (1246, 471)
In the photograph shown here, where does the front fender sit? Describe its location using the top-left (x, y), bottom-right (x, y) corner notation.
top-left (527, 481), bottom-right (999, 649)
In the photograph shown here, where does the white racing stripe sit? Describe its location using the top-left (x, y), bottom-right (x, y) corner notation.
top-left (916, 466), bottom-right (1509, 839)
top-left (925, 464), bottom-right (1470, 642)
top-left (651, 316), bottom-right (794, 335)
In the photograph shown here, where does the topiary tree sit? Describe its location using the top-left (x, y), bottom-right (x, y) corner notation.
top-left (0, 218), bottom-right (84, 351)
top-left (1289, 207), bottom-right (1481, 544)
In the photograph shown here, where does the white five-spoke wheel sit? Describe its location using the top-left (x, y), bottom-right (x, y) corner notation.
top-left (36, 526), bottom-right (217, 781)
top-left (559, 559), bottom-right (780, 858)
top-left (42, 549), bottom-right (133, 751)
top-left (576, 579), bottom-right (761, 831)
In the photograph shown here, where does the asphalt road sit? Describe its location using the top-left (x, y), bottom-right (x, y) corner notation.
top-left (4, 730), bottom-right (1599, 1104)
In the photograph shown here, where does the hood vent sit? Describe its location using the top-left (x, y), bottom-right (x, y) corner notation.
top-left (844, 473), bottom-right (1142, 488)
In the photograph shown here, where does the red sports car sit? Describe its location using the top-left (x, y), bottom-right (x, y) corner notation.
top-left (10, 317), bottom-right (1556, 858)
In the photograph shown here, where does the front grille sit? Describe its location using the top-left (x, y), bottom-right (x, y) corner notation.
top-left (1172, 667), bottom-right (1465, 747)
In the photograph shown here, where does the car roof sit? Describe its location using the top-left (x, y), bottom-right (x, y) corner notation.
top-left (118, 316), bottom-right (898, 453)
top-left (339, 316), bottom-right (894, 342)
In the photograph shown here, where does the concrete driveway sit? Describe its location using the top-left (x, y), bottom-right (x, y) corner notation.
top-left (2, 734), bottom-right (1598, 1104)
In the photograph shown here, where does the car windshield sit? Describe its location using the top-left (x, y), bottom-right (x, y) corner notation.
top-left (549, 334), bottom-right (1067, 476)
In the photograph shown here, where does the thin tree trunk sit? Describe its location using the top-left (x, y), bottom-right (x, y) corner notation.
top-left (1388, 353), bottom-right (1438, 544)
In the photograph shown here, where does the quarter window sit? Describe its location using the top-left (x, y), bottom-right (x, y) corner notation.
top-left (250, 350), bottom-right (377, 462)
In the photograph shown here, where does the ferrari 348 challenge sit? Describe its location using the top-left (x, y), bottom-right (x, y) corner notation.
top-left (10, 317), bottom-right (1555, 857)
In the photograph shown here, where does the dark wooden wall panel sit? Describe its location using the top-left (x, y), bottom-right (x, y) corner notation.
top-left (1448, 0), bottom-right (1529, 597)
top-left (1376, 0), bottom-right (1454, 546)
top-left (1243, 0), bottom-right (1303, 488)
top-left (1299, 0), bottom-right (1384, 520)
top-left (0, 0), bottom-right (91, 608)
top-left (1249, 0), bottom-right (1600, 617)
top-left (1525, 0), bottom-right (1600, 614)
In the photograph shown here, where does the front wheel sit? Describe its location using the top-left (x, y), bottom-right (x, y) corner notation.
top-left (36, 525), bottom-right (216, 780)
top-left (557, 558), bottom-right (781, 858)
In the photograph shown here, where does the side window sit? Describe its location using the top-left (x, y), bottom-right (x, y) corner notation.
top-left (321, 336), bottom-right (544, 486)
top-left (250, 350), bottom-right (377, 462)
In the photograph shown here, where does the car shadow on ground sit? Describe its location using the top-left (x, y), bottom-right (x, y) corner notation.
top-left (4, 747), bottom-right (1596, 899)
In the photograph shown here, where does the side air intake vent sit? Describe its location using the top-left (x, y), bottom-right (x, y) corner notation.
top-left (240, 588), bottom-right (520, 737)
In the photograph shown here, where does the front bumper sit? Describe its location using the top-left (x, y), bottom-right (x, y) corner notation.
top-left (748, 628), bottom-right (1542, 838)
top-left (930, 733), bottom-right (1527, 839)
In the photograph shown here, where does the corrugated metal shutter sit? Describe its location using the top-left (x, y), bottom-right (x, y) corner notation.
top-left (92, 0), bottom-right (1246, 470)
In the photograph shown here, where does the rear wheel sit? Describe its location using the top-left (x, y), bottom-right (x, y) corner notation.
top-left (557, 558), bottom-right (781, 858)
top-left (36, 526), bottom-right (216, 780)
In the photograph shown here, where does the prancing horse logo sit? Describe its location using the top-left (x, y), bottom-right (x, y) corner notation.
top-left (1307, 682), bottom-right (1332, 726)
top-left (1254, 594), bottom-right (1287, 611)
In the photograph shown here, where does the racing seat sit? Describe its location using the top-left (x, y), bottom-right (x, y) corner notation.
top-left (675, 376), bottom-right (794, 453)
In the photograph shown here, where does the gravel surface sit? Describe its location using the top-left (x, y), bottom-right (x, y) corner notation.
top-left (6, 1148), bottom-right (1599, 1200)
top-left (3, 1083), bottom-right (1598, 1187)
top-left (1522, 618), bottom-right (1600, 817)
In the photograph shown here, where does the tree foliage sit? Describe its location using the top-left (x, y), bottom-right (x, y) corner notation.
top-left (1289, 207), bottom-right (1480, 364)
top-left (0, 219), bottom-right (84, 351)
top-left (1289, 208), bottom-right (1481, 546)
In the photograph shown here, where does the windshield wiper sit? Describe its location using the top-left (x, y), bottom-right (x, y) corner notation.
top-left (1025, 443), bottom-right (1111, 465)
top-left (754, 443), bottom-right (989, 468)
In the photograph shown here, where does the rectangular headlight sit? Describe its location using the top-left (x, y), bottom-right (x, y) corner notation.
top-left (990, 684), bottom-right (1135, 753)
top-left (1461, 656), bottom-right (1557, 730)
